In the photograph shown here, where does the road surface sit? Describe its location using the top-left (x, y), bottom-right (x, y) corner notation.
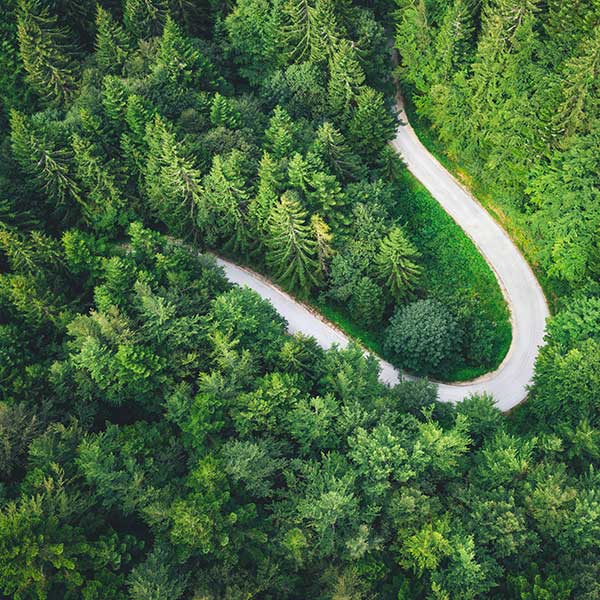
top-left (216, 106), bottom-right (549, 411)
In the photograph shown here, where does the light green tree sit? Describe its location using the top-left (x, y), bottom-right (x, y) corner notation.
top-left (266, 193), bottom-right (319, 293)
top-left (376, 226), bottom-right (422, 301)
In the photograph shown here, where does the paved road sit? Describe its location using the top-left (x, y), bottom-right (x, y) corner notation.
top-left (216, 107), bottom-right (549, 411)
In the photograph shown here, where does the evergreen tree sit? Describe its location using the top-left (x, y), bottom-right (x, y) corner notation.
top-left (310, 213), bottom-right (333, 277)
top-left (265, 105), bottom-right (298, 160)
top-left (312, 121), bottom-right (364, 181)
top-left (327, 39), bottom-right (365, 113)
top-left (17, 0), bottom-right (80, 105)
top-left (144, 115), bottom-right (203, 237)
top-left (123, 0), bottom-right (166, 40)
top-left (9, 110), bottom-right (83, 220)
top-left (201, 151), bottom-right (251, 253)
top-left (94, 5), bottom-right (130, 75)
top-left (266, 193), bottom-right (319, 293)
top-left (210, 93), bottom-right (241, 129)
top-left (248, 152), bottom-right (283, 237)
top-left (348, 86), bottom-right (396, 159)
top-left (376, 226), bottom-right (422, 301)
top-left (71, 134), bottom-right (128, 232)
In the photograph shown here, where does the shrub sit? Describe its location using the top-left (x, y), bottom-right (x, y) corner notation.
top-left (384, 299), bottom-right (459, 375)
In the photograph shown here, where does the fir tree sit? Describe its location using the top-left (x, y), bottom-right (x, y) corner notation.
top-left (94, 5), bottom-right (130, 75)
top-left (17, 0), bottom-right (80, 105)
top-left (210, 93), bottom-right (241, 129)
top-left (144, 115), bottom-right (203, 238)
top-left (327, 39), bottom-right (365, 113)
top-left (266, 193), bottom-right (319, 294)
top-left (123, 0), bottom-right (166, 40)
top-left (376, 226), bottom-right (422, 301)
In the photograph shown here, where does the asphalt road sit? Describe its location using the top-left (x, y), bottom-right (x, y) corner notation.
top-left (216, 106), bottom-right (549, 411)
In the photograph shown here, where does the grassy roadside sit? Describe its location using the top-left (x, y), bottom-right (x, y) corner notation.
top-left (402, 94), bottom-right (558, 313)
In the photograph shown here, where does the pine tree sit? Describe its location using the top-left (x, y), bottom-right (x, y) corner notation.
top-left (311, 213), bottom-right (333, 276)
top-left (94, 5), bottom-right (130, 75)
top-left (348, 86), bottom-right (396, 159)
top-left (17, 0), bottom-right (80, 105)
top-left (327, 39), bottom-right (365, 113)
top-left (210, 93), bottom-right (241, 129)
top-left (144, 115), bottom-right (203, 237)
top-left (123, 0), bottom-right (166, 40)
top-left (266, 193), bottom-right (319, 294)
top-left (201, 151), bottom-right (250, 253)
top-left (312, 121), bottom-right (364, 180)
top-left (376, 226), bottom-right (422, 301)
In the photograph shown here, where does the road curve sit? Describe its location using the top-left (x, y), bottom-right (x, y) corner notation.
top-left (216, 107), bottom-right (549, 411)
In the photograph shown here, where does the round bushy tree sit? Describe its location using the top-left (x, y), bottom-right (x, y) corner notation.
top-left (384, 299), bottom-right (459, 375)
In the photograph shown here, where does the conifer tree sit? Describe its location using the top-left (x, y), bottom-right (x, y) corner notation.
top-left (557, 25), bottom-right (600, 138)
top-left (248, 152), bottom-right (283, 237)
top-left (376, 226), bottom-right (422, 301)
top-left (123, 0), bottom-right (166, 40)
top-left (310, 213), bottom-right (333, 276)
top-left (153, 15), bottom-right (213, 87)
top-left (9, 110), bottom-right (83, 219)
top-left (266, 193), bottom-right (319, 294)
top-left (144, 115), bottom-right (203, 237)
top-left (210, 93), bottom-right (241, 129)
top-left (94, 6), bottom-right (130, 75)
top-left (348, 86), bottom-right (396, 159)
top-left (17, 0), bottom-right (80, 105)
top-left (312, 121), bottom-right (364, 180)
top-left (201, 151), bottom-right (251, 253)
top-left (327, 39), bottom-right (365, 113)
top-left (71, 134), bottom-right (127, 232)
top-left (265, 106), bottom-right (297, 160)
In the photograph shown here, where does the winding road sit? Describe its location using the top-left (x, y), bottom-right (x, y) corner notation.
top-left (217, 102), bottom-right (549, 411)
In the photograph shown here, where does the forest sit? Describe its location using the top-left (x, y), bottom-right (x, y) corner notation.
top-left (0, 0), bottom-right (599, 598)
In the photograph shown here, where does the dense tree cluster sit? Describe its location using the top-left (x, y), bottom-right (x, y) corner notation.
top-left (395, 0), bottom-right (600, 292)
top-left (1, 0), bottom-right (599, 598)
top-left (0, 0), bottom-right (512, 380)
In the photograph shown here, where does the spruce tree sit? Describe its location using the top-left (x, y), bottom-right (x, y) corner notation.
top-left (210, 93), bottom-right (241, 129)
top-left (95, 5), bottom-right (130, 75)
top-left (348, 86), bottom-right (396, 159)
top-left (327, 39), bottom-right (365, 113)
top-left (17, 0), bottom-right (80, 105)
top-left (376, 226), bottom-right (422, 301)
top-left (248, 152), bottom-right (283, 237)
top-left (266, 193), bottom-right (319, 294)
top-left (312, 121), bottom-right (364, 181)
top-left (71, 134), bottom-right (127, 232)
top-left (201, 151), bottom-right (251, 253)
top-left (9, 109), bottom-right (83, 219)
top-left (144, 115), bottom-right (203, 238)
top-left (123, 0), bottom-right (166, 40)
top-left (310, 213), bottom-right (333, 277)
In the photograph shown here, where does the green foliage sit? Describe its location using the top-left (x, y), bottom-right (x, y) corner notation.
top-left (2, 2), bottom-right (598, 598)
top-left (17, 0), bottom-right (80, 105)
top-left (376, 225), bottom-right (422, 301)
top-left (384, 299), bottom-right (459, 375)
top-left (266, 192), bottom-right (319, 294)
